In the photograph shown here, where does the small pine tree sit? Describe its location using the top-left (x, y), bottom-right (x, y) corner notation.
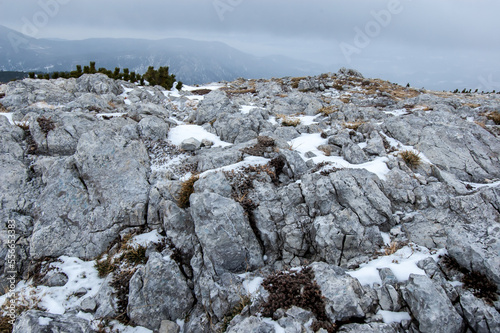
top-left (176, 81), bottom-right (183, 90)
top-left (113, 67), bottom-right (121, 79)
top-left (29, 72), bottom-right (35, 79)
top-left (52, 72), bottom-right (60, 79)
top-left (130, 72), bottom-right (136, 83)
top-left (83, 66), bottom-right (90, 74)
top-left (406, 83), bottom-right (410, 88)
top-left (76, 65), bottom-right (82, 74)
top-left (90, 61), bottom-right (97, 74)
top-left (123, 68), bottom-right (130, 81)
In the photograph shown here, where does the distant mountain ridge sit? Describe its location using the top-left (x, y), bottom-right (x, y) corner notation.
top-left (0, 25), bottom-right (322, 84)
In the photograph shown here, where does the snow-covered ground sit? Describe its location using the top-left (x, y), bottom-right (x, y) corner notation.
top-left (168, 125), bottom-right (231, 148)
top-left (289, 133), bottom-right (392, 180)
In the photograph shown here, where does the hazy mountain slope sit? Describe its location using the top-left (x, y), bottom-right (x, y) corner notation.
top-left (0, 25), bottom-right (322, 84)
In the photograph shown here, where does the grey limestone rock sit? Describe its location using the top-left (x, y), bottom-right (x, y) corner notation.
top-left (138, 115), bottom-right (169, 140)
top-left (128, 252), bottom-right (195, 330)
top-left (76, 73), bottom-right (123, 95)
top-left (0, 115), bottom-right (24, 159)
top-left (364, 131), bottom-right (386, 156)
top-left (342, 142), bottom-right (369, 164)
top-left (181, 137), bottom-right (201, 151)
top-left (80, 297), bottom-right (97, 313)
top-left (13, 310), bottom-right (94, 333)
top-left (190, 192), bottom-right (264, 273)
top-left (446, 187), bottom-right (500, 289)
top-left (459, 290), bottom-right (500, 333)
top-left (401, 274), bottom-right (464, 333)
top-left (226, 316), bottom-right (274, 333)
top-left (159, 320), bottom-right (181, 333)
top-left (40, 271), bottom-right (68, 287)
top-left (30, 128), bottom-right (150, 259)
top-left (311, 262), bottom-right (373, 322)
top-left (383, 112), bottom-right (500, 182)
top-left (194, 89), bottom-right (234, 124)
top-left (337, 323), bottom-right (398, 333)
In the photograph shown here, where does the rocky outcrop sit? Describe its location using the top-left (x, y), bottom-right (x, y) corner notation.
top-left (1, 70), bottom-right (499, 332)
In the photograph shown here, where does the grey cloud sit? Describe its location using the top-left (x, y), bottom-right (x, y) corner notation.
top-left (0, 0), bottom-right (499, 90)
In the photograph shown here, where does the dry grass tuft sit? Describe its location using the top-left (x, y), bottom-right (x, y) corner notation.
top-left (464, 103), bottom-right (481, 109)
top-left (384, 242), bottom-right (403, 256)
top-left (400, 150), bottom-right (421, 168)
top-left (318, 106), bottom-right (337, 116)
top-left (0, 291), bottom-right (42, 332)
top-left (343, 121), bottom-right (365, 131)
top-left (359, 79), bottom-right (420, 100)
top-left (486, 111), bottom-right (500, 125)
top-left (276, 114), bottom-right (301, 127)
top-left (290, 76), bottom-right (307, 88)
top-left (177, 174), bottom-right (199, 208)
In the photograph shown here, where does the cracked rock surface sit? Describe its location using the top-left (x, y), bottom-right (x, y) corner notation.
top-left (0, 70), bottom-right (499, 332)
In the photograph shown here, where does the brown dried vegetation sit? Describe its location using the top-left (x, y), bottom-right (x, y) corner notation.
top-left (261, 267), bottom-right (335, 333)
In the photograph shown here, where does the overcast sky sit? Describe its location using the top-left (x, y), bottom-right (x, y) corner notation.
top-left (1, 0), bottom-right (499, 91)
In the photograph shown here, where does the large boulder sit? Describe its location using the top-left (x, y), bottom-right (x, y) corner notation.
top-left (383, 111), bottom-right (500, 182)
top-left (75, 73), bottom-right (123, 95)
top-left (13, 310), bottom-right (94, 333)
top-left (401, 274), bottom-right (464, 333)
top-left (193, 90), bottom-right (234, 124)
top-left (30, 128), bottom-right (149, 259)
top-left (128, 252), bottom-right (195, 330)
top-left (190, 192), bottom-right (264, 274)
top-left (311, 262), bottom-right (374, 322)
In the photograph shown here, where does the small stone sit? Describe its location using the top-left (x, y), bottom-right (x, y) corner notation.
top-left (305, 151), bottom-right (317, 158)
top-left (80, 298), bottom-right (97, 312)
top-left (74, 287), bottom-right (88, 297)
top-left (42, 272), bottom-right (68, 287)
top-left (201, 139), bottom-right (213, 147)
top-left (159, 320), bottom-right (180, 333)
top-left (181, 137), bottom-right (201, 151)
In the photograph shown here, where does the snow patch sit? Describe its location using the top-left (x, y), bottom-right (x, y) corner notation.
top-left (296, 115), bottom-right (319, 125)
top-left (384, 109), bottom-right (408, 117)
top-left (289, 133), bottom-right (391, 180)
top-left (198, 156), bottom-right (270, 179)
top-left (132, 230), bottom-right (163, 247)
top-left (0, 112), bottom-right (15, 125)
top-left (380, 132), bottom-right (432, 164)
top-left (380, 232), bottom-right (391, 246)
top-left (377, 310), bottom-right (411, 323)
top-left (168, 125), bottom-right (231, 148)
top-left (38, 316), bottom-right (53, 326)
top-left (243, 277), bottom-right (264, 294)
top-left (262, 318), bottom-right (286, 333)
top-left (240, 105), bottom-right (258, 114)
top-left (347, 245), bottom-right (447, 286)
